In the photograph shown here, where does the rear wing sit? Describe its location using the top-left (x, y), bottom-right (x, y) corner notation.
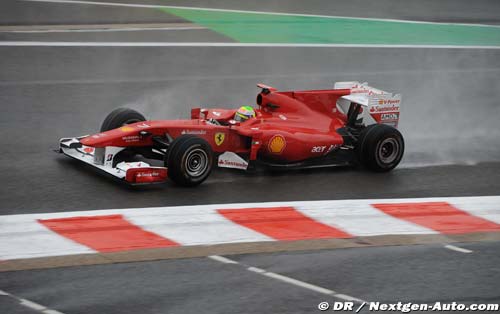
top-left (334, 81), bottom-right (402, 128)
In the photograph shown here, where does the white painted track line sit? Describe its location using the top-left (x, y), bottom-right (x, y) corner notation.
top-left (20, 299), bottom-right (47, 311)
top-left (444, 244), bottom-right (473, 254)
top-left (43, 310), bottom-right (66, 314)
top-left (1, 289), bottom-right (66, 314)
top-left (1, 41), bottom-right (500, 49)
top-left (208, 255), bottom-right (239, 264)
top-left (208, 255), bottom-right (366, 303)
top-left (0, 26), bottom-right (206, 33)
top-left (263, 272), bottom-right (336, 295)
top-left (247, 266), bottom-right (266, 273)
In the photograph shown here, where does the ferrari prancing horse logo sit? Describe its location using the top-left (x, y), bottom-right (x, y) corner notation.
top-left (215, 132), bottom-right (225, 146)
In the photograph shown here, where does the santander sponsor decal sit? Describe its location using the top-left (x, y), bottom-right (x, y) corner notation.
top-left (370, 106), bottom-right (400, 113)
top-left (217, 152), bottom-right (249, 170)
top-left (218, 159), bottom-right (248, 170)
top-left (370, 99), bottom-right (401, 113)
top-left (370, 101), bottom-right (400, 113)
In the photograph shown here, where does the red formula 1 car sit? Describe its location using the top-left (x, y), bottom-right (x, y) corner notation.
top-left (59, 82), bottom-right (404, 186)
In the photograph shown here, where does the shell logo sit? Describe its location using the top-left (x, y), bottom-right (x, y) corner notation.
top-left (268, 135), bottom-right (286, 154)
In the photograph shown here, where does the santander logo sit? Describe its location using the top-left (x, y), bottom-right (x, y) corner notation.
top-left (371, 98), bottom-right (400, 113)
top-left (370, 105), bottom-right (400, 113)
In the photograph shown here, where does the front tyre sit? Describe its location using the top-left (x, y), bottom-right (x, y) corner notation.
top-left (357, 124), bottom-right (404, 172)
top-left (165, 135), bottom-right (213, 187)
top-left (100, 108), bottom-right (147, 160)
top-left (100, 107), bottom-right (146, 132)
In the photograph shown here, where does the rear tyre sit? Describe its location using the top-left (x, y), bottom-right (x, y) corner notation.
top-left (100, 108), bottom-right (146, 132)
top-left (165, 135), bottom-right (213, 187)
top-left (356, 124), bottom-right (404, 172)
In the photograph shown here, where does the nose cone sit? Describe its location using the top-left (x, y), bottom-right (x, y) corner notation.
top-left (80, 122), bottom-right (152, 147)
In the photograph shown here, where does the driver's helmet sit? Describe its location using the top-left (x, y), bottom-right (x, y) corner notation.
top-left (234, 106), bottom-right (256, 122)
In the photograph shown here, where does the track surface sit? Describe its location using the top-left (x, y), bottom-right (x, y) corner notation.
top-left (3, 0), bottom-right (500, 25)
top-left (1, 45), bottom-right (500, 214)
top-left (0, 0), bottom-right (184, 25)
top-left (1, 1), bottom-right (500, 314)
top-left (3, 241), bottom-right (500, 314)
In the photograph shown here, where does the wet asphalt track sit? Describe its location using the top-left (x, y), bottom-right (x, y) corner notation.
top-left (1, 1), bottom-right (500, 314)
top-left (1, 45), bottom-right (500, 214)
top-left (2, 241), bottom-right (500, 314)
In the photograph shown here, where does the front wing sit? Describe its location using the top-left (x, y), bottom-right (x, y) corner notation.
top-left (59, 137), bottom-right (168, 185)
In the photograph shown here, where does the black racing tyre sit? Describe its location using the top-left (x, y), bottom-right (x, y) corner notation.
top-left (165, 135), bottom-right (214, 187)
top-left (100, 108), bottom-right (146, 132)
top-left (356, 124), bottom-right (404, 172)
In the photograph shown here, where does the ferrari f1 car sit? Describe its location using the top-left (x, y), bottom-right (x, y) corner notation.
top-left (58, 82), bottom-right (404, 186)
